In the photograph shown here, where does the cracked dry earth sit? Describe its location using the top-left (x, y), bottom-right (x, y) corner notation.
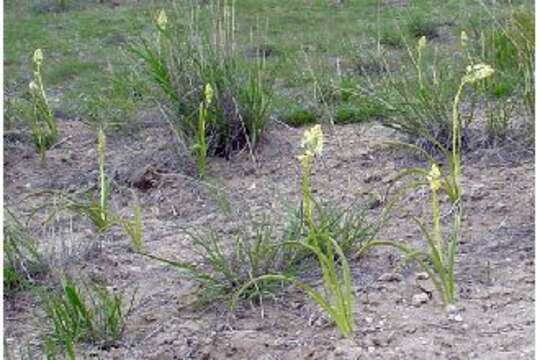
top-left (4, 115), bottom-right (534, 359)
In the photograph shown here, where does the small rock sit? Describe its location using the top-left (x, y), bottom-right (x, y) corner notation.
top-left (412, 293), bottom-right (430, 306)
top-left (378, 273), bottom-right (404, 282)
top-left (415, 272), bottom-right (429, 280)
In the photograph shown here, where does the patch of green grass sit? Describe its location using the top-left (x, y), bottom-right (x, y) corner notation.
top-left (406, 13), bottom-right (439, 39)
top-left (334, 99), bottom-right (387, 125)
top-left (40, 278), bottom-right (126, 359)
top-left (285, 108), bottom-right (318, 127)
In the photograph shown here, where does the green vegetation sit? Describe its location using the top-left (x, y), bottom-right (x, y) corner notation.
top-left (131, 4), bottom-right (272, 160)
top-left (4, 209), bottom-right (48, 293)
top-left (3, 0), bottom-right (534, 352)
top-left (41, 278), bottom-right (125, 359)
top-left (359, 63), bottom-right (495, 305)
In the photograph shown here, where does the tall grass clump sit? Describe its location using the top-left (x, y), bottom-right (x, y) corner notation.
top-left (40, 278), bottom-right (125, 359)
top-left (372, 37), bottom-right (468, 152)
top-left (359, 64), bottom-right (494, 306)
top-left (28, 49), bottom-right (59, 161)
top-left (131, 3), bottom-right (272, 165)
top-left (4, 208), bottom-right (48, 293)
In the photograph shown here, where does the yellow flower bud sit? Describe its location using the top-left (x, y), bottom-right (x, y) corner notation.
top-left (460, 31), bottom-right (468, 48)
top-left (33, 49), bottom-right (43, 66)
top-left (418, 36), bottom-right (427, 51)
top-left (427, 164), bottom-right (442, 192)
top-left (301, 124), bottom-right (324, 157)
top-left (29, 80), bottom-right (39, 92)
top-left (156, 9), bottom-right (168, 31)
top-left (204, 83), bottom-right (214, 105)
top-left (464, 63), bottom-right (495, 84)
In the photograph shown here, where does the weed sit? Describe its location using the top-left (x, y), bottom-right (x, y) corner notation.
top-left (28, 49), bottom-right (59, 161)
top-left (192, 84), bottom-right (213, 177)
top-left (122, 192), bottom-right (144, 253)
top-left (235, 125), bottom-right (355, 336)
top-left (298, 125), bottom-right (324, 227)
top-left (40, 278), bottom-right (125, 359)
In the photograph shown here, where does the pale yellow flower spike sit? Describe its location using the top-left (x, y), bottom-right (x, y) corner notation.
top-left (418, 36), bottom-right (427, 51)
top-left (427, 164), bottom-right (442, 192)
top-left (464, 63), bottom-right (495, 84)
top-left (156, 9), bottom-right (168, 31)
top-left (460, 31), bottom-right (469, 48)
top-left (301, 124), bottom-right (324, 157)
top-left (33, 49), bottom-right (43, 66)
top-left (204, 83), bottom-right (214, 106)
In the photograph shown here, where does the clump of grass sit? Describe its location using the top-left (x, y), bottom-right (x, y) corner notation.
top-left (464, 3), bottom-right (534, 144)
top-left (40, 278), bottom-right (125, 359)
top-left (372, 37), bottom-right (468, 152)
top-left (28, 49), bottom-right (59, 161)
top-left (406, 12), bottom-right (438, 39)
top-left (334, 100), bottom-right (387, 125)
top-left (131, 5), bottom-right (272, 161)
top-left (284, 108), bottom-right (318, 127)
top-left (144, 222), bottom-right (297, 305)
top-left (4, 208), bottom-right (48, 293)
top-left (359, 64), bottom-right (494, 306)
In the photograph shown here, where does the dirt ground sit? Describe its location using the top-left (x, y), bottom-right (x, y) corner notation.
top-left (4, 113), bottom-right (534, 359)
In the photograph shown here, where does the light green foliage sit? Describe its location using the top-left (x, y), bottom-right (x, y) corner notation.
top-left (284, 108), bottom-right (318, 127)
top-left (28, 49), bottom-right (59, 161)
top-left (41, 278), bottom-right (125, 359)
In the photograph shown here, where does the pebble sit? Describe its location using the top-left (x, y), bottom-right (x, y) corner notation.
top-left (412, 293), bottom-right (430, 306)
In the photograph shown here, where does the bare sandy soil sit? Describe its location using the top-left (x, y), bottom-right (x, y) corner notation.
top-left (4, 113), bottom-right (534, 359)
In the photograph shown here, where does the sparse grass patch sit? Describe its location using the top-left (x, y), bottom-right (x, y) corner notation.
top-left (144, 222), bottom-right (299, 305)
top-left (4, 209), bottom-right (48, 294)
